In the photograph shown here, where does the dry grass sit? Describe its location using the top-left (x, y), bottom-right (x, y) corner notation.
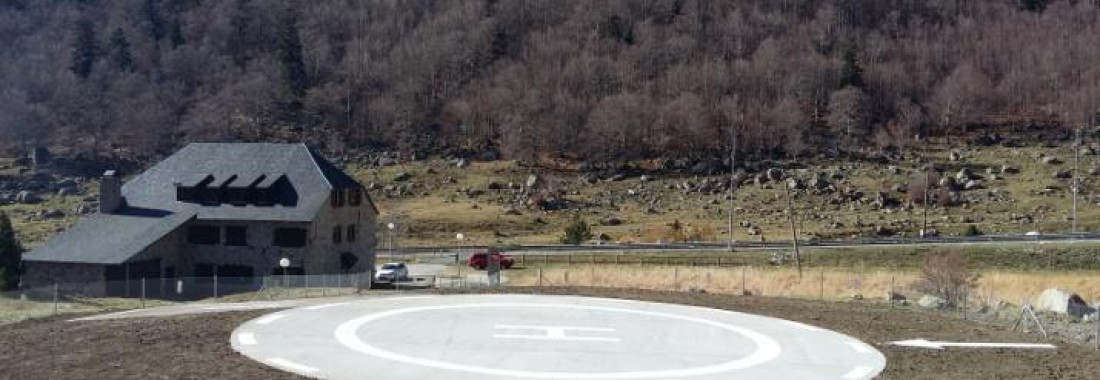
top-left (507, 265), bottom-right (1100, 305)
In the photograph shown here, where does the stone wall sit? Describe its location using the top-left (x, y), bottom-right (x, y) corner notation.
top-left (21, 261), bottom-right (106, 296)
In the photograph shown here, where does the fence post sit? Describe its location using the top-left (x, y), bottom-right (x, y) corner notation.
top-left (52, 283), bottom-right (58, 316)
top-left (141, 278), bottom-right (146, 308)
top-left (305, 274), bottom-right (310, 298)
top-left (322, 274), bottom-right (327, 297)
top-left (740, 267), bottom-right (746, 295)
top-left (213, 274), bottom-right (219, 299)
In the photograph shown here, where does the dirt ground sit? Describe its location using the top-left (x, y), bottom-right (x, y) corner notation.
top-left (1, 288), bottom-right (1098, 379)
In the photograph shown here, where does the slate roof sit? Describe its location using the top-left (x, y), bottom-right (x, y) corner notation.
top-left (25, 143), bottom-right (371, 265)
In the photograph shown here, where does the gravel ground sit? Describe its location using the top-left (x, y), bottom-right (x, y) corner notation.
top-left (1, 287), bottom-right (1097, 379)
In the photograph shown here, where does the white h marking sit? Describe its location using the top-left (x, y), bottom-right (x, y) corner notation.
top-left (492, 325), bottom-right (620, 342)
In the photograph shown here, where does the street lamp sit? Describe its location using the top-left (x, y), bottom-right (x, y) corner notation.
top-left (387, 222), bottom-right (396, 261)
top-left (279, 257), bottom-right (290, 289)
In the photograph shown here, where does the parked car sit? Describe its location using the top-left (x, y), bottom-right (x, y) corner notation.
top-left (468, 251), bottom-right (515, 270)
top-left (374, 262), bottom-right (409, 283)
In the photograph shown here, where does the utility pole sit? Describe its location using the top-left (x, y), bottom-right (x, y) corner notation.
top-left (728, 128), bottom-right (738, 251)
top-left (1073, 125), bottom-right (1081, 235)
top-left (922, 168), bottom-right (931, 238)
top-left (783, 178), bottom-right (803, 279)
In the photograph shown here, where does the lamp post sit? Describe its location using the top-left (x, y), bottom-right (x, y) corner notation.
top-left (279, 257), bottom-right (290, 289)
top-left (387, 222), bottom-right (396, 262)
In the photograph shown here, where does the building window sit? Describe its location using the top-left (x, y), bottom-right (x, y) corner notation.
top-left (331, 189), bottom-right (345, 208)
top-left (225, 226), bottom-right (248, 246)
top-left (187, 225), bottom-right (220, 245)
top-left (273, 228), bottom-right (308, 247)
top-left (346, 224), bottom-right (356, 242)
top-left (332, 225), bottom-right (343, 244)
top-left (349, 188), bottom-right (362, 206)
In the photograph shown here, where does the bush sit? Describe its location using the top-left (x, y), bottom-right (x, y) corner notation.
top-left (560, 217), bottom-right (593, 245)
top-left (963, 224), bottom-right (982, 236)
top-left (911, 252), bottom-right (980, 308)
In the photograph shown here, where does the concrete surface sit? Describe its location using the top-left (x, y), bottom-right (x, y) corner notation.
top-left (231, 294), bottom-right (885, 379)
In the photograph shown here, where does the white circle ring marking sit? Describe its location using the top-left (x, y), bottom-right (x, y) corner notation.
top-left (333, 303), bottom-right (781, 379)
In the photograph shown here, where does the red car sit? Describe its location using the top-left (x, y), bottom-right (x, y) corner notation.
top-left (468, 251), bottom-right (515, 270)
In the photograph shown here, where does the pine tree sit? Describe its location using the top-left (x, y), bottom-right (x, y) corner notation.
top-left (69, 19), bottom-right (100, 79)
top-left (840, 44), bottom-right (864, 89)
top-left (0, 211), bottom-right (24, 291)
top-left (168, 20), bottom-right (185, 49)
top-left (278, 8), bottom-right (309, 99)
top-left (1019, 0), bottom-right (1047, 12)
top-left (143, 0), bottom-right (165, 42)
top-left (107, 27), bottom-right (134, 72)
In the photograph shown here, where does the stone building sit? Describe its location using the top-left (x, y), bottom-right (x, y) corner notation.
top-left (22, 143), bottom-right (378, 296)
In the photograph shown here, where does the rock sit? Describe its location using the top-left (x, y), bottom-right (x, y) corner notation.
top-left (75, 203), bottom-right (94, 214)
top-left (746, 225), bottom-right (762, 236)
top-left (645, 207), bottom-right (659, 214)
top-left (875, 226), bottom-right (894, 236)
top-left (808, 175), bottom-right (831, 190)
top-left (503, 206), bottom-right (521, 215)
top-left (526, 174), bottom-right (541, 188)
top-left (786, 178), bottom-right (804, 190)
top-left (479, 149), bottom-right (501, 161)
top-left (57, 188), bottom-right (75, 197)
top-left (455, 158), bottom-right (469, 168)
top-left (40, 209), bottom-right (64, 219)
top-left (609, 173), bottom-right (627, 182)
top-left (599, 217), bottom-right (623, 226)
top-left (765, 168), bottom-right (784, 182)
top-left (56, 178), bottom-right (78, 189)
top-left (378, 157), bottom-right (396, 166)
top-left (918, 295), bottom-right (947, 309)
top-left (393, 172), bottom-right (412, 182)
top-left (964, 180), bottom-right (983, 191)
top-left (639, 175), bottom-right (650, 182)
top-left (1054, 171), bottom-right (1072, 179)
top-left (581, 173), bottom-right (599, 184)
top-left (939, 177), bottom-right (959, 191)
top-left (956, 168), bottom-right (974, 181)
top-left (597, 233), bottom-right (613, 242)
top-left (15, 191), bottom-right (41, 204)
top-left (949, 151), bottom-right (962, 161)
top-left (1041, 156), bottom-right (1062, 165)
top-left (1001, 165), bottom-right (1020, 174)
top-left (487, 182), bottom-right (504, 190)
top-left (1034, 288), bottom-right (1096, 317)
top-left (887, 166), bottom-right (902, 175)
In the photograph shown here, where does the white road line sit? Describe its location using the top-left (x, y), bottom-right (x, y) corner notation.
top-left (306, 302), bottom-right (349, 310)
top-left (267, 358), bottom-right (319, 373)
top-left (846, 341), bottom-right (874, 354)
top-left (255, 314), bottom-right (286, 325)
top-left (783, 320), bottom-right (825, 332)
top-left (237, 333), bottom-right (257, 345)
top-left (380, 296), bottom-right (435, 301)
top-left (842, 366), bottom-right (874, 379)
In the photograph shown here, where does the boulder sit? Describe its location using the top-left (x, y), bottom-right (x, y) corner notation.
top-left (1001, 165), bottom-right (1020, 174)
top-left (949, 151), bottom-right (962, 161)
top-left (455, 158), bottom-right (469, 168)
top-left (1034, 288), bottom-right (1096, 317)
top-left (392, 172), bottom-right (412, 182)
top-left (939, 177), bottom-right (959, 191)
top-left (746, 225), bottom-right (762, 236)
top-left (487, 182), bottom-right (504, 190)
top-left (963, 180), bottom-right (983, 191)
top-left (765, 168), bottom-right (785, 182)
top-left (786, 178), bottom-right (804, 190)
top-left (1053, 171), bottom-right (1072, 179)
top-left (503, 206), bottom-right (521, 215)
top-left (526, 174), bottom-right (541, 188)
top-left (1041, 155), bottom-right (1062, 165)
top-left (57, 188), bottom-right (75, 197)
top-left (599, 217), bottom-right (623, 226)
top-left (377, 157), bottom-right (396, 166)
top-left (956, 168), bottom-right (974, 181)
top-left (918, 295), bottom-right (947, 309)
top-left (15, 191), bottom-right (41, 204)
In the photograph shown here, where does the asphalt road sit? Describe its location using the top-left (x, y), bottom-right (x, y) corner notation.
top-left (231, 294), bottom-right (886, 380)
top-left (396, 233), bottom-right (1100, 256)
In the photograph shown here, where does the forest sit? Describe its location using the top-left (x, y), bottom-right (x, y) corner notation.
top-left (1, 0), bottom-right (1099, 163)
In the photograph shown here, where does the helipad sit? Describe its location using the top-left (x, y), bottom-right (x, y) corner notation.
top-left (231, 294), bottom-right (885, 380)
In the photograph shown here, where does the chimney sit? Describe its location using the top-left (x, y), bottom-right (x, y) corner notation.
top-left (99, 170), bottom-right (123, 214)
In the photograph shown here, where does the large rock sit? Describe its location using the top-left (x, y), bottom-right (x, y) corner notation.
top-left (526, 174), bottom-right (541, 188)
top-left (15, 191), bottom-right (41, 204)
top-left (918, 295), bottom-right (947, 309)
top-left (1034, 288), bottom-right (1096, 317)
top-left (765, 168), bottom-right (785, 182)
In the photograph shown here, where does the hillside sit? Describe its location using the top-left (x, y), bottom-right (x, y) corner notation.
top-left (3, 133), bottom-right (1096, 247)
top-left (2, 0), bottom-right (1100, 163)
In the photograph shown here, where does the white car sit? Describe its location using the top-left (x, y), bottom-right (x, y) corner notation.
top-left (374, 262), bottom-right (409, 283)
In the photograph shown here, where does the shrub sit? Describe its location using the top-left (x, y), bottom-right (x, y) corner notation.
top-left (911, 252), bottom-right (980, 308)
top-left (963, 224), bottom-right (982, 236)
top-left (560, 217), bottom-right (593, 245)
top-left (0, 211), bottom-right (23, 291)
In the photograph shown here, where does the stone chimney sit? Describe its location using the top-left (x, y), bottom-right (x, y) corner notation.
top-left (99, 170), bottom-right (123, 214)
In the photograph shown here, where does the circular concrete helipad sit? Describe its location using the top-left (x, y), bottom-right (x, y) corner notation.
top-left (231, 294), bottom-right (885, 380)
